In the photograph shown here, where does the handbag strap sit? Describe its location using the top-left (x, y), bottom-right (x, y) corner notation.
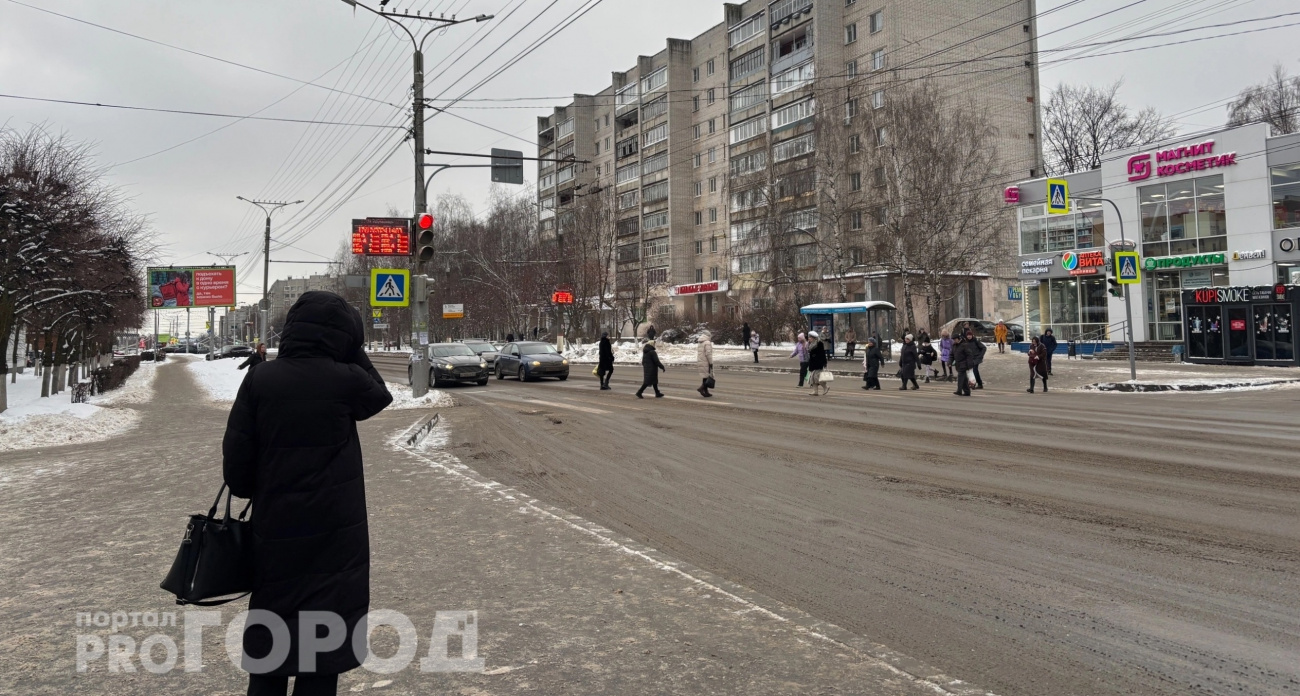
top-left (210, 483), bottom-right (253, 526)
top-left (176, 592), bottom-right (250, 607)
top-left (207, 483), bottom-right (228, 519)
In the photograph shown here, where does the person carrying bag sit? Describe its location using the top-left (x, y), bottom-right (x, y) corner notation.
top-left (160, 483), bottom-right (253, 606)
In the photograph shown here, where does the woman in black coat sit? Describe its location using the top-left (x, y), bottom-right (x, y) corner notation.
top-left (636, 341), bottom-right (666, 398)
top-left (806, 332), bottom-right (828, 395)
top-left (861, 338), bottom-right (883, 390)
top-left (223, 291), bottom-right (393, 696)
top-left (597, 332), bottom-right (615, 390)
top-left (898, 334), bottom-right (920, 390)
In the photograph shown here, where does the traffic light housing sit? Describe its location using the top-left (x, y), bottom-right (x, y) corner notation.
top-left (414, 213), bottom-right (435, 263)
top-left (1108, 256), bottom-right (1123, 297)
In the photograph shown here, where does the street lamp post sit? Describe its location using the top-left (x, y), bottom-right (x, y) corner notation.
top-left (1076, 196), bottom-right (1138, 382)
top-left (235, 197), bottom-right (302, 346)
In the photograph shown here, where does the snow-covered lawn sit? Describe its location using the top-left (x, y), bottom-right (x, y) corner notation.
top-left (183, 355), bottom-right (446, 409)
top-left (0, 362), bottom-right (154, 452)
top-left (565, 341), bottom-right (753, 365)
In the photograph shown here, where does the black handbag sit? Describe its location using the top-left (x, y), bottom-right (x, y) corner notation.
top-left (704, 370), bottom-right (716, 390)
top-left (161, 484), bottom-right (254, 606)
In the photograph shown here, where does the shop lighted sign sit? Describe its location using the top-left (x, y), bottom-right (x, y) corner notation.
top-left (1061, 250), bottom-right (1105, 276)
top-left (1126, 139), bottom-right (1238, 182)
top-left (669, 280), bottom-right (729, 296)
top-left (1143, 253), bottom-right (1226, 271)
top-left (1003, 186), bottom-right (1020, 204)
top-left (1280, 237), bottom-right (1300, 253)
top-left (1007, 286), bottom-right (1023, 301)
top-left (1192, 287), bottom-right (1252, 304)
top-left (1019, 257), bottom-right (1054, 275)
top-left (1231, 249), bottom-right (1267, 261)
top-left (551, 290), bottom-right (575, 304)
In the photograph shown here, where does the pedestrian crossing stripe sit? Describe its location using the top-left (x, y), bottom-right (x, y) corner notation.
top-left (1047, 178), bottom-right (1069, 215)
top-left (370, 268), bottom-right (410, 307)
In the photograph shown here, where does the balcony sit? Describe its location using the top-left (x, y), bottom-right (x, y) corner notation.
top-left (771, 46), bottom-right (813, 75)
top-left (769, 0), bottom-right (813, 31)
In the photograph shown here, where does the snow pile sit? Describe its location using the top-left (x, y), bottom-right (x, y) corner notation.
top-left (89, 360), bottom-right (159, 406)
top-left (1084, 377), bottom-right (1300, 393)
top-left (183, 354), bottom-right (248, 402)
top-left (385, 383), bottom-right (452, 410)
top-left (565, 341), bottom-right (751, 365)
top-left (0, 371), bottom-right (141, 452)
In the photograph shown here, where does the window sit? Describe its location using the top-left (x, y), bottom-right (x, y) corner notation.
top-left (771, 97), bottom-right (815, 130)
top-left (643, 213), bottom-right (670, 234)
top-left (872, 89), bottom-right (885, 109)
top-left (594, 118), bottom-right (600, 131)
top-left (694, 181), bottom-right (704, 197)
top-left (709, 147), bottom-right (717, 163)
top-left (875, 127), bottom-right (887, 146)
top-left (646, 267), bottom-right (670, 286)
top-left (694, 124), bottom-right (702, 140)
top-left (616, 163), bottom-right (639, 185)
top-left (851, 210), bottom-right (863, 230)
top-left (770, 0), bottom-right (813, 27)
top-left (709, 118), bottom-right (716, 134)
top-left (710, 236), bottom-right (719, 252)
top-left (730, 149), bottom-right (767, 176)
top-left (846, 60), bottom-right (858, 78)
top-left (731, 187), bottom-right (763, 212)
top-left (695, 268), bottom-right (705, 283)
top-left (1273, 163), bottom-right (1300, 229)
top-left (642, 152), bottom-right (668, 176)
top-left (711, 266), bottom-right (720, 280)
top-left (730, 115), bottom-right (767, 144)
top-left (730, 219), bottom-right (762, 241)
top-left (643, 123), bottom-right (668, 147)
top-left (594, 140), bottom-right (600, 155)
top-left (730, 82), bottom-right (768, 113)
top-left (693, 67), bottom-right (700, 83)
top-left (694, 153), bottom-right (703, 168)
top-left (845, 98), bottom-right (859, 121)
top-left (556, 119), bottom-right (574, 138)
top-left (730, 48), bottom-right (765, 83)
top-left (695, 240), bottom-right (705, 255)
top-left (606, 114), bottom-right (610, 127)
top-left (871, 49), bottom-right (886, 71)
top-left (851, 172), bottom-right (862, 191)
top-left (616, 137), bottom-right (638, 160)
top-left (617, 243), bottom-right (639, 263)
top-left (869, 10), bottom-right (884, 33)
top-left (1138, 174), bottom-right (1225, 258)
top-left (773, 132), bottom-right (815, 162)
top-left (773, 61), bottom-right (816, 95)
top-left (783, 207), bottom-right (817, 232)
top-left (618, 189), bottom-right (640, 209)
top-left (849, 134), bottom-right (860, 154)
top-left (693, 96), bottom-right (700, 112)
top-left (641, 67), bottom-right (667, 94)
top-left (776, 170), bottom-right (816, 198)
top-left (695, 212), bottom-right (704, 227)
top-left (873, 206), bottom-right (887, 226)
top-left (643, 235), bottom-right (669, 256)
top-left (540, 196), bottom-right (556, 210)
top-left (606, 136), bottom-right (611, 149)
top-left (851, 247), bottom-right (864, 266)
top-left (846, 0), bottom-right (855, 5)
top-left (707, 88), bottom-right (716, 105)
top-left (845, 23), bottom-right (857, 44)
top-left (707, 59), bottom-right (715, 75)
top-left (617, 217), bottom-right (640, 236)
top-left (734, 253), bottom-right (769, 274)
top-left (642, 95), bottom-right (668, 121)
top-left (728, 13), bottom-right (764, 48)
top-left (540, 173), bottom-right (555, 189)
top-left (872, 166), bottom-right (885, 187)
top-left (709, 207), bottom-right (718, 222)
top-left (643, 180), bottom-right (669, 204)
top-left (709, 176), bottom-right (718, 193)
top-left (616, 84), bottom-right (637, 109)
top-left (557, 166), bottom-right (574, 184)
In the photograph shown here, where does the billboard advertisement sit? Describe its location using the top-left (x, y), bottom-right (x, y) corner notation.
top-left (148, 267), bottom-right (237, 309)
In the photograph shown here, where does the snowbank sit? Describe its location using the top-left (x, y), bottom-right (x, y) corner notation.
top-left (0, 369), bottom-right (145, 452)
top-left (385, 383), bottom-right (452, 410)
top-left (564, 341), bottom-right (751, 365)
top-left (1083, 377), bottom-right (1300, 393)
top-left (89, 360), bottom-right (159, 406)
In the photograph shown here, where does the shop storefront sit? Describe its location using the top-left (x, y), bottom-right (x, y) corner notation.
top-left (1182, 285), bottom-right (1298, 365)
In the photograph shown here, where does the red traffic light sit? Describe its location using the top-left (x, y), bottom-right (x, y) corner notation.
top-left (416, 213), bottom-right (434, 230)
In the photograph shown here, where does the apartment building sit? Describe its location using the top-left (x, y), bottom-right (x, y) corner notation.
top-left (536, 0), bottom-right (1042, 331)
top-left (268, 275), bottom-right (340, 325)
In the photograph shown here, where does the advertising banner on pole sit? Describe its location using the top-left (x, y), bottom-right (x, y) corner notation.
top-left (148, 267), bottom-right (237, 308)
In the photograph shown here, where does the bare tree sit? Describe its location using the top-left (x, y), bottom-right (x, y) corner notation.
top-left (1228, 63), bottom-right (1300, 135)
top-left (1042, 81), bottom-right (1177, 175)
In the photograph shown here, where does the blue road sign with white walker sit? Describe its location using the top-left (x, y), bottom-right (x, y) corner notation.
top-left (1114, 251), bottom-right (1141, 284)
top-left (370, 268), bottom-right (410, 307)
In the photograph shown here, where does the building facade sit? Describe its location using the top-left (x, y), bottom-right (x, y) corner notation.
top-left (268, 275), bottom-right (340, 325)
top-left (1012, 123), bottom-right (1300, 351)
top-left (537, 0), bottom-right (1042, 333)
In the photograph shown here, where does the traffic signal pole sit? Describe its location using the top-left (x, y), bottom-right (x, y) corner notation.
top-left (1078, 196), bottom-right (1137, 381)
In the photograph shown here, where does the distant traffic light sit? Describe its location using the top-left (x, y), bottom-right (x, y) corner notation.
top-left (1108, 256), bottom-right (1123, 297)
top-left (415, 213), bottom-right (435, 263)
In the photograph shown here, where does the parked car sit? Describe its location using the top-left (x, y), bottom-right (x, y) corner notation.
top-left (223, 345), bottom-right (254, 360)
top-left (459, 339), bottom-right (500, 368)
top-left (940, 318), bottom-right (999, 343)
top-left (495, 342), bottom-right (569, 382)
top-left (1004, 323), bottom-right (1026, 342)
top-left (409, 343), bottom-right (490, 387)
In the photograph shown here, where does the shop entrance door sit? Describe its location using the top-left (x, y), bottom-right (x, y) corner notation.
top-left (1226, 306), bottom-right (1251, 361)
top-left (1255, 303), bottom-right (1294, 363)
top-left (1205, 305), bottom-right (1224, 359)
top-left (1186, 307), bottom-right (1207, 359)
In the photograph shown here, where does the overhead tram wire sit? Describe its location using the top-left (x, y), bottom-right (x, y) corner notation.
top-left (0, 94), bottom-right (408, 128)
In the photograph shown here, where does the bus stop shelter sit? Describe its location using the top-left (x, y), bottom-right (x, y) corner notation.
top-left (799, 301), bottom-right (897, 360)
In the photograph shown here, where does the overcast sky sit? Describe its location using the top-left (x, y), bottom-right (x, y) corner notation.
top-left (1, 0), bottom-right (1297, 331)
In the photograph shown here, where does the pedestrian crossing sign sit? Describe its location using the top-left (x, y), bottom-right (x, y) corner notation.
top-left (370, 268), bottom-right (410, 307)
top-left (1114, 251), bottom-right (1141, 284)
top-left (1047, 179), bottom-right (1069, 215)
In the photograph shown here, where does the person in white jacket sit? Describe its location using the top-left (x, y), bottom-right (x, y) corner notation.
top-left (748, 330), bottom-right (761, 363)
top-left (697, 331), bottom-right (715, 398)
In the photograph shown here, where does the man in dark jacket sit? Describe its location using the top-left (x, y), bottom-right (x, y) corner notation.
top-left (897, 334), bottom-right (920, 390)
top-left (807, 331), bottom-right (828, 395)
top-left (237, 343), bottom-right (267, 370)
top-left (741, 322), bottom-right (752, 351)
top-left (636, 341), bottom-right (666, 398)
top-left (966, 329), bottom-right (987, 389)
top-left (1039, 328), bottom-right (1058, 375)
top-left (952, 335), bottom-right (979, 396)
top-left (597, 332), bottom-right (615, 390)
top-left (223, 291), bottom-right (393, 696)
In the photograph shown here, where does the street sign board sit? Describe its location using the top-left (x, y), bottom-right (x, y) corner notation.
top-left (551, 290), bottom-right (575, 305)
top-left (370, 268), bottom-right (410, 307)
top-left (491, 148), bottom-right (524, 185)
top-left (352, 218), bottom-right (412, 256)
top-left (1115, 251), bottom-right (1141, 284)
top-left (372, 310), bottom-right (383, 318)
top-left (372, 323), bottom-right (389, 330)
top-left (442, 303), bottom-right (464, 319)
top-left (148, 267), bottom-right (237, 308)
top-left (1047, 179), bottom-right (1069, 215)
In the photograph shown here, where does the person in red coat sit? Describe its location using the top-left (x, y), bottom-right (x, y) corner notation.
top-left (1027, 336), bottom-right (1049, 393)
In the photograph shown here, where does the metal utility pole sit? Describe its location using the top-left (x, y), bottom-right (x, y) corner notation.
top-left (208, 251), bottom-right (248, 356)
top-left (1078, 196), bottom-right (1138, 382)
top-left (339, 1), bottom-right (491, 399)
top-left (235, 198), bottom-right (302, 346)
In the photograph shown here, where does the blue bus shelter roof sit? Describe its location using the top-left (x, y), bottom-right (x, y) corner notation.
top-left (799, 301), bottom-right (897, 315)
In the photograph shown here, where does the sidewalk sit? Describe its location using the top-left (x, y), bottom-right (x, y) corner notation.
top-left (0, 359), bottom-right (983, 695)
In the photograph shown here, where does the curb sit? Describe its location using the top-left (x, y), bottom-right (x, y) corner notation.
top-left (402, 413), bottom-right (440, 447)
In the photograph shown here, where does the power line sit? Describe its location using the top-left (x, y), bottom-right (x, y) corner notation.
top-left (0, 93), bottom-right (406, 128)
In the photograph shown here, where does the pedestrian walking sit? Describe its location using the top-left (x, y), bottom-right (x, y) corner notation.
top-left (917, 328), bottom-right (931, 344)
top-left (807, 331), bottom-right (829, 395)
top-left (697, 331), bottom-right (715, 398)
top-left (237, 343), bottom-right (267, 370)
top-left (506, 333), bottom-right (515, 342)
top-left (844, 328), bottom-right (858, 359)
top-left (636, 340), bottom-right (666, 398)
top-left (791, 332), bottom-right (809, 387)
top-left (597, 332), bottom-right (615, 390)
top-left (897, 334), bottom-right (920, 390)
top-left (1040, 328), bottom-right (1058, 375)
top-left (1027, 336), bottom-right (1049, 393)
top-left (994, 321), bottom-right (1008, 354)
top-left (741, 322), bottom-right (752, 352)
top-left (749, 329), bottom-right (761, 363)
top-left (646, 324), bottom-right (657, 341)
top-left (861, 337), bottom-right (883, 390)
top-left (952, 334), bottom-right (977, 397)
top-left (222, 291), bottom-right (393, 696)
top-left (939, 331), bottom-right (954, 381)
top-left (918, 338), bottom-right (938, 383)
top-left (966, 329), bottom-right (986, 389)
